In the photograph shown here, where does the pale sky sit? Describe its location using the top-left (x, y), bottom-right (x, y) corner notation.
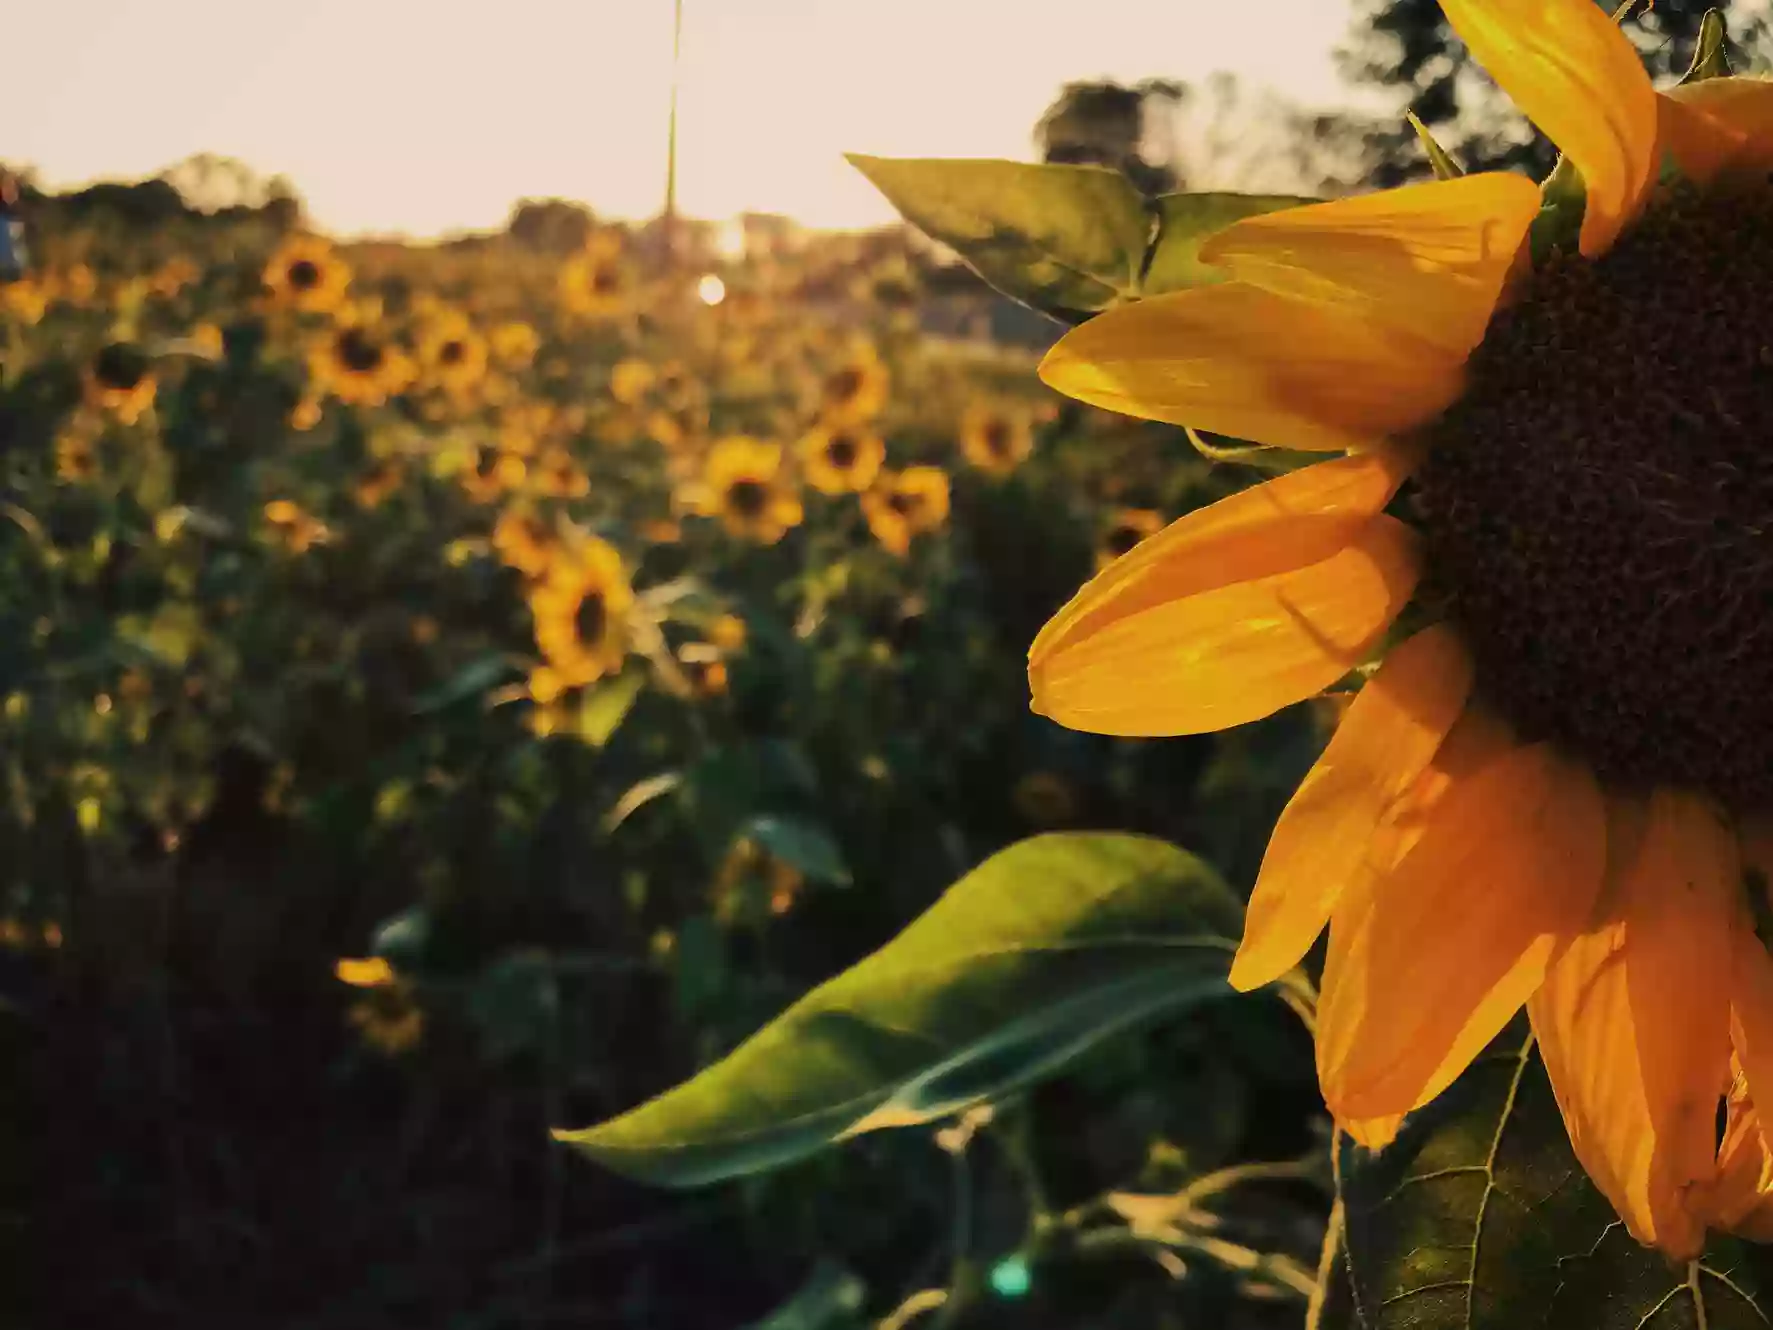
top-left (11, 0), bottom-right (1361, 238)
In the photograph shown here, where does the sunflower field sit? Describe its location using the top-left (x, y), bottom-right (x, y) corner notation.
top-left (15, 3), bottom-right (1773, 1327)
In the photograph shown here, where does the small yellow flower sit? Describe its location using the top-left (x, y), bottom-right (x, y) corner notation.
top-left (559, 231), bottom-right (631, 318)
top-left (530, 444), bottom-right (590, 499)
top-left (799, 423), bottom-right (885, 495)
top-left (528, 533), bottom-right (633, 689)
top-left (84, 343), bottom-right (157, 424)
top-left (690, 436), bottom-right (803, 544)
top-left (263, 498), bottom-right (329, 553)
top-left (353, 459), bottom-right (405, 509)
top-left (610, 357), bottom-right (657, 406)
top-left (416, 310), bottom-right (491, 398)
top-left (1, 278), bottom-right (48, 325)
top-left (1096, 507), bottom-right (1165, 571)
top-left (959, 402), bottom-right (1034, 476)
top-left (308, 314), bottom-right (415, 406)
top-left (861, 465), bottom-right (950, 556)
top-left (263, 235), bottom-right (351, 313)
top-left (489, 320), bottom-right (540, 368)
top-left (458, 440), bottom-right (527, 503)
top-left (492, 506), bottom-right (557, 579)
top-left (817, 346), bottom-right (889, 425)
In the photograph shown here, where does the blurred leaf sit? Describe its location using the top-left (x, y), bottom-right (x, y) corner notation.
top-left (1328, 1020), bottom-right (1773, 1329)
top-left (556, 832), bottom-right (1246, 1186)
top-left (603, 771), bottom-right (684, 832)
top-left (1141, 192), bottom-right (1315, 295)
top-left (117, 603), bottom-right (203, 668)
top-left (370, 905), bottom-right (432, 971)
top-left (740, 814), bottom-right (851, 886)
top-left (466, 950), bottom-right (557, 1062)
top-left (1679, 9), bottom-right (1731, 85)
top-left (575, 668), bottom-right (645, 746)
top-left (846, 155), bottom-right (1149, 322)
top-left (411, 653), bottom-right (522, 715)
top-left (742, 1260), bottom-right (867, 1330)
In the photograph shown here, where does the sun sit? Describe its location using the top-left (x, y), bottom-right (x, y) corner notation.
top-left (1025, 0), bottom-right (1773, 1260)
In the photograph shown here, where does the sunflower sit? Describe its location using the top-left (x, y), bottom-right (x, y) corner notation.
top-left (458, 439), bottom-right (527, 504)
top-left (861, 465), bottom-right (950, 557)
top-left (1028, 0), bottom-right (1773, 1259)
top-left (528, 533), bottom-right (633, 689)
top-left (799, 422), bottom-right (885, 495)
top-left (1, 278), bottom-right (47, 325)
top-left (691, 436), bottom-right (803, 544)
top-left (531, 444), bottom-right (590, 499)
top-left (489, 319), bottom-right (539, 368)
top-left (610, 357), bottom-right (656, 406)
top-left (817, 346), bottom-right (889, 425)
top-left (559, 231), bottom-right (631, 318)
top-left (492, 505), bottom-right (557, 579)
top-left (958, 402), bottom-right (1034, 476)
top-left (1096, 507), bottom-right (1165, 571)
top-left (416, 311), bottom-right (490, 398)
top-left (263, 235), bottom-right (351, 313)
top-left (352, 459), bottom-right (405, 510)
top-left (55, 429), bottom-right (99, 483)
top-left (84, 342), bottom-right (157, 424)
top-left (308, 314), bottom-right (415, 406)
top-left (263, 499), bottom-right (329, 553)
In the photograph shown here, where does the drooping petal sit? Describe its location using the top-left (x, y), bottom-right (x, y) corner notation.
top-left (1700, 1079), bottom-right (1773, 1241)
top-left (1035, 448), bottom-right (1414, 655)
top-left (1038, 282), bottom-right (1464, 451)
top-left (1030, 517), bottom-right (1420, 737)
top-left (1317, 743), bottom-right (1606, 1122)
top-left (1230, 625), bottom-right (1474, 992)
top-left (1530, 790), bottom-right (1737, 1260)
top-left (1665, 77), bottom-right (1773, 182)
top-left (1728, 890), bottom-right (1773, 1133)
top-left (1197, 173), bottom-right (1541, 358)
top-left (1440, 0), bottom-right (1658, 258)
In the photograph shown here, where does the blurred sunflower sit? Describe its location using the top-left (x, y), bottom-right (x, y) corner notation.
top-left (84, 342), bottom-right (157, 424)
top-left (610, 357), bottom-right (656, 406)
top-left (1, 278), bottom-right (47, 325)
top-left (263, 235), bottom-right (351, 313)
top-left (1096, 507), bottom-right (1165, 571)
top-left (528, 532), bottom-right (633, 690)
top-left (308, 314), bottom-right (415, 406)
top-left (337, 957), bottom-right (424, 1056)
top-left (54, 429), bottom-right (99, 483)
top-left (352, 459), bottom-right (405, 510)
top-left (492, 506), bottom-right (557, 579)
top-left (861, 465), bottom-right (950, 557)
top-left (676, 642), bottom-right (730, 698)
top-left (263, 499), bottom-right (329, 553)
top-left (690, 436), bottom-right (803, 544)
top-left (1029, 0), bottom-right (1773, 1259)
top-left (488, 319), bottom-right (540, 368)
top-left (531, 444), bottom-right (590, 499)
top-left (559, 232), bottom-right (631, 318)
top-left (817, 346), bottom-right (889, 425)
top-left (959, 402), bottom-right (1034, 476)
top-left (458, 440), bottom-right (527, 504)
top-left (799, 423), bottom-right (885, 495)
top-left (416, 311), bottom-right (490, 398)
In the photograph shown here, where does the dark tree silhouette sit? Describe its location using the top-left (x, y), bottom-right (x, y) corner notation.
top-left (1333, 0), bottom-right (1772, 187)
top-left (1035, 77), bottom-right (1189, 196)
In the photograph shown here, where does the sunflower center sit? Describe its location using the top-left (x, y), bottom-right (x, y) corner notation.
top-left (1104, 523), bottom-right (1142, 557)
top-left (984, 420), bottom-right (1012, 454)
top-left (727, 479), bottom-right (769, 517)
top-left (288, 259), bottom-right (321, 290)
top-left (439, 339), bottom-right (466, 366)
top-left (94, 343), bottom-right (147, 391)
top-left (825, 434), bottom-right (858, 469)
top-left (575, 592), bottom-right (607, 645)
top-left (886, 490), bottom-right (915, 518)
top-left (1411, 185), bottom-right (1773, 809)
top-left (337, 329), bottom-right (385, 375)
top-left (592, 266), bottom-right (620, 295)
top-left (826, 368), bottom-right (863, 404)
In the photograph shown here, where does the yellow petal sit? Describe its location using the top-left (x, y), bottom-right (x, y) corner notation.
top-left (1730, 908), bottom-right (1773, 1131)
top-left (1031, 516), bottom-right (1420, 737)
top-left (1341, 1113), bottom-right (1403, 1152)
top-left (1231, 625), bottom-right (1474, 992)
top-left (1665, 77), bottom-right (1773, 181)
top-left (1317, 743), bottom-right (1605, 1121)
top-left (1038, 282), bottom-right (1463, 451)
top-left (1530, 790), bottom-right (1737, 1260)
top-left (1440, 0), bottom-right (1657, 258)
top-left (1701, 1080), bottom-right (1773, 1240)
top-left (1197, 173), bottom-right (1540, 358)
top-left (1035, 448), bottom-right (1413, 656)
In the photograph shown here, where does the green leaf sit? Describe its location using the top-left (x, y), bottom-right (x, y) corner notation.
top-left (845, 154), bottom-right (1150, 323)
top-left (740, 814), bottom-right (851, 886)
top-left (1679, 9), bottom-right (1732, 85)
top-left (1328, 1020), bottom-right (1773, 1329)
top-left (1529, 157), bottom-right (1586, 264)
top-left (411, 653), bottom-right (521, 715)
top-left (1407, 112), bottom-right (1464, 181)
top-left (556, 832), bottom-right (1245, 1187)
top-left (1140, 192), bottom-right (1315, 295)
top-left (573, 668), bottom-right (645, 746)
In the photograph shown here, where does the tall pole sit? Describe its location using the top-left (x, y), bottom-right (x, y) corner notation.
top-left (663, 0), bottom-right (683, 266)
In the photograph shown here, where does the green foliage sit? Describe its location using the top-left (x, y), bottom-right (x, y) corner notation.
top-left (845, 155), bottom-right (1150, 323)
top-left (1141, 192), bottom-right (1315, 295)
top-left (1327, 1022), bottom-right (1773, 1329)
top-left (556, 832), bottom-right (1248, 1186)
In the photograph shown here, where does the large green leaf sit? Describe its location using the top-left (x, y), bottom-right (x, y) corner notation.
top-left (846, 155), bottom-right (1150, 323)
top-left (1140, 192), bottom-right (1315, 295)
top-left (556, 832), bottom-right (1246, 1187)
top-left (1327, 1020), bottom-right (1773, 1329)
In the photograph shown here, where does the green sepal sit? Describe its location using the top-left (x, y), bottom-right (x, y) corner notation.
top-left (1407, 112), bottom-right (1464, 181)
top-left (1679, 9), bottom-right (1733, 86)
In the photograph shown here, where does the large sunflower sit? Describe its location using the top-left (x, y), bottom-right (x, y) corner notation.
top-left (1028, 0), bottom-right (1773, 1259)
top-left (263, 235), bottom-right (351, 314)
top-left (528, 533), bottom-right (633, 690)
top-left (691, 436), bottom-right (804, 545)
